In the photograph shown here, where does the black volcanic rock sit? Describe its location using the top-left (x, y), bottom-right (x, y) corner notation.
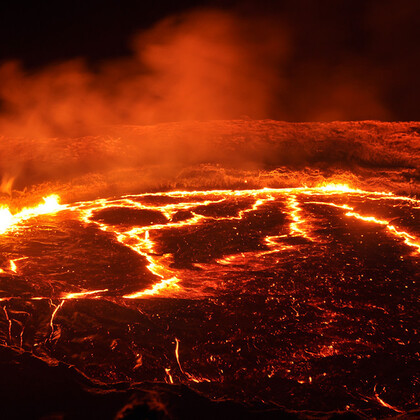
top-left (91, 207), bottom-right (168, 227)
top-left (0, 345), bottom-right (312, 420)
top-left (171, 209), bottom-right (194, 222)
top-left (2, 345), bottom-right (416, 419)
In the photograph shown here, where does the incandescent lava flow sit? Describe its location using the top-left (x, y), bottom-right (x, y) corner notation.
top-left (1, 182), bottom-right (419, 417)
top-left (0, 121), bottom-right (419, 419)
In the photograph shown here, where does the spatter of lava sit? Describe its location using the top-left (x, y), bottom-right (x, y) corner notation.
top-left (0, 183), bottom-right (419, 417)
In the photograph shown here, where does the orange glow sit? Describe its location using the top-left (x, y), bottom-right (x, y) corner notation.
top-left (48, 300), bottom-right (65, 342)
top-left (316, 183), bottom-right (363, 194)
top-left (306, 201), bottom-right (353, 211)
top-left (9, 257), bottom-right (28, 273)
top-left (386, 225), bottom-right (420, 253)
top-left (345, 212), bottom-right (420, 254)
top-left (286, 195), bottom-right (312, 239)
top-left (0, 11), bottom-right (290, 139)
top-left (9, 259), bottom-right (18, 273)
top-left (0, 257), bottom-right (28, 275)
top-left (0, 178), bottom-right (417, 417)
top-left (62, 289), bottom-right (109, 299)
top-left (307, 196), bottom-right (419, 254)
top-left (0, 195), bottom-right (62, 234)
top-left (174, 337), bottom-right (185, 375)
top-left (1, 184), bottom-right (418, 301)
top-left (124, 277), bottom-right (180, 299)
top-left (165, 368), bottom-right (174, 384)
top-left (373, 385), bottom-right (405, 414)
top-left (0, 206), bottom-right (13, 234)
top-left (2, 306), bottom-right (12, 342)
top-left (345, 211), bottom-right (388, 225)
top-left (174, 337), bottom-right (210, 383)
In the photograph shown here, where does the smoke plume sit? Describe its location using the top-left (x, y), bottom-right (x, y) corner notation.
top-left (0, 9), bottom-right (289, 138)
top-left (0, 7), bottom-right (417, 203)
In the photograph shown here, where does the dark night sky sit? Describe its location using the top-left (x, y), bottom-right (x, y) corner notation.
top-left (0, 0), bottom-right (419, 122)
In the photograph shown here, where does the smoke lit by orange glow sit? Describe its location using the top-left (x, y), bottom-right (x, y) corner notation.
top-left (0, 10), bottom-right (289, 139)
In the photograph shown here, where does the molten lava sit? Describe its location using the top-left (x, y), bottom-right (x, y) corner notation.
top-left (0, 183), bottom-right (418, 417)
top-left (1, 184), bottom-right (419, 298)
top-left (0, 194), bottom-right (61, 234)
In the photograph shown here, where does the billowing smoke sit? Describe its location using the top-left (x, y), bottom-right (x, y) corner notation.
top-left (0, 7), bottom-right (417, 203)
top-left (0, 9), bottom-right (289, 138)
top-left (0, 5), bottom-right (397, 138)
top-left (1, 119), bottom-right (418, 207)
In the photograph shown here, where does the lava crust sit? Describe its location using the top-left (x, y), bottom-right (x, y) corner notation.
top-left (0, 185), bottom-right (419, 419)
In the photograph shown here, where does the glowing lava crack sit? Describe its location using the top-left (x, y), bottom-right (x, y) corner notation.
top-left (0, 183), bottom-right (419, 417)
top-left (1, 185), bottom-right (419, 301)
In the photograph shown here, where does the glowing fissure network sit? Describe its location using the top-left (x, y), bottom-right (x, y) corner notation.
top-left (0, 185), bottom-right (419, 302)
top-left (0, 183), bottom-right (418, 416)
